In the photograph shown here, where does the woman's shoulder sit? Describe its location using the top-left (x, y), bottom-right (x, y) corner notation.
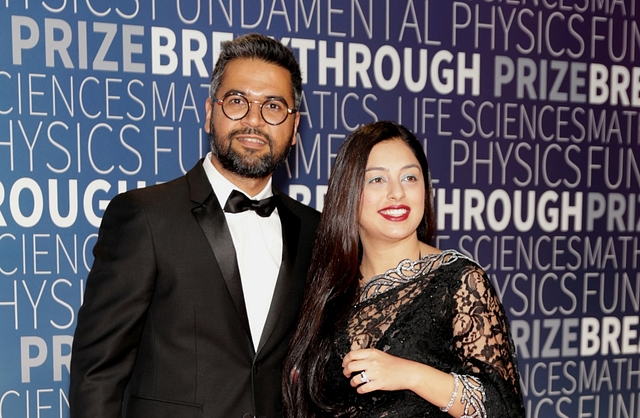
top-left (433, 251), bottom-right (505, 308)
top-left (426, 249), bottom-right (493, 290)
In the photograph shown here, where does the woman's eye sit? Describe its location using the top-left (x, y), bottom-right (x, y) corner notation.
top-left (367, 177), bottom-right (384, 184)
top-left (404, 175), bottom-right (418, 182)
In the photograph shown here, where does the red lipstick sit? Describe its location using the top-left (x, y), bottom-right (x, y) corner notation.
top-left (378, 205), bottom-right (410, 221)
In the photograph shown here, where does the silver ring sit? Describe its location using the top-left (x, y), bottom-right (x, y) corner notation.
top-left (360, 371), bottom-right (370, 384)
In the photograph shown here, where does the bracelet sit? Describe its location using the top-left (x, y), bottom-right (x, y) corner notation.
top-left (440, 372), bottom-right (459, 413)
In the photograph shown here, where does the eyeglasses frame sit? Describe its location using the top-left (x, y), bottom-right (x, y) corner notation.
top-left (212, 92), bottom-right (298, 126)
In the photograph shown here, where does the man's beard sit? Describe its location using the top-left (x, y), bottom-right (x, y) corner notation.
top-left (209, 124), bottom-right (294, 179)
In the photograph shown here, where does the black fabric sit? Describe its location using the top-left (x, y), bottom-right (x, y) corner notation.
top-left (69, 160), bottom-right (321, 418)
top-left (192, 190), bottom-right (251, 338)
top-left (224, 189), bottom-right (280, 217)
top-left (323, 250), bottom-right (526, 417)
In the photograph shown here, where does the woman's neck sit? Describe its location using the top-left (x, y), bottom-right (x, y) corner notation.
top-left (359, 238), bottom-right (423, 282)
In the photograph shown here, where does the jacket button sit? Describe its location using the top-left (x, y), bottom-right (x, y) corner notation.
top-left (242, 413), bottom-right (253, 418)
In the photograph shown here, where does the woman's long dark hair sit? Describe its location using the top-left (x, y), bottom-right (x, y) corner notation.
top-left (283, 121), bottom-right (436, 417)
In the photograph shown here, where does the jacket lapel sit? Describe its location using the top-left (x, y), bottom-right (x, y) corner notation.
top-left (256, 190), bottom-right (301, 353)
top-left (187, 161), bottom-right (252, 341)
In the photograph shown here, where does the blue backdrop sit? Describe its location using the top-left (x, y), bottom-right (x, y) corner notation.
top-left (1, 1), bottom-right (639, 416)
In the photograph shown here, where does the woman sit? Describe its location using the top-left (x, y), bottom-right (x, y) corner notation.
top-left (283, 121), bottom-right (525, 417)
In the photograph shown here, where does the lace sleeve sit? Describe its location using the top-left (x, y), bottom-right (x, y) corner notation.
top-left (451, 263), bottom-right (524, 417)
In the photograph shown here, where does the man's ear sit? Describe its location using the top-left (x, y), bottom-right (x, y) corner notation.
top-left (204, 98), bottom-right (213, 134)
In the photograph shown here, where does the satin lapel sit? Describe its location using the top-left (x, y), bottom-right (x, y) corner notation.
top-left (256, 194), bottom-right (301, 353)
top-left (188, 163), bottom-right (252, 340)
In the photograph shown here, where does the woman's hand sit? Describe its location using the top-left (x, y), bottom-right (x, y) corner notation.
top-left (342, 348), bottom-right (419, 394)
top-left (342, 348), bottom-right (471, 416)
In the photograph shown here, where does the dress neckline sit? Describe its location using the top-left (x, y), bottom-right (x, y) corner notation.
top-left (358, 249), bottom-right (472, 303)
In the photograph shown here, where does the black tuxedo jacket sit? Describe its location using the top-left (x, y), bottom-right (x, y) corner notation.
top-left (69, 160), bottom-right (320, 418)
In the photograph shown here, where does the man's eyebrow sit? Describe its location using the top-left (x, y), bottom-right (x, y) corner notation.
top-left (220, 89), bottom-right (244, 96)
top-left (220, 90), bottom-right (288, 102)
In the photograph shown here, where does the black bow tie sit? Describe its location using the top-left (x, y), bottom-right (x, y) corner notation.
top-left (223, 189), bottom-right (280, 218)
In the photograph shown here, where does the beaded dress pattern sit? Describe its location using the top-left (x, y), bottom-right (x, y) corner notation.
top-left (324, 250), bottom-right (525, 417)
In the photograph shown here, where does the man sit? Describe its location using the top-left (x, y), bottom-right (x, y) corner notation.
top-left (69, 33), bottom-right (320, 418)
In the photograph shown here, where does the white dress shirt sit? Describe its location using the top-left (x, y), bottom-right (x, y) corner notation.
top-left (202, 153), bottom-right (283, 350)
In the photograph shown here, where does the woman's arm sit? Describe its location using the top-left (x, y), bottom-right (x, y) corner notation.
top-left (341, 262), bottom-right (524, 417)
top-left (342, 348), bottom-right (473, 417)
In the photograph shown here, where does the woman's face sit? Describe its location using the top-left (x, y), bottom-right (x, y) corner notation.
top-left (358, 138), bottom-right (425, 246)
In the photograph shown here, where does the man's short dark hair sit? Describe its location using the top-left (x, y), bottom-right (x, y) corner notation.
top-left (209, 33), bottom-right (302, 109)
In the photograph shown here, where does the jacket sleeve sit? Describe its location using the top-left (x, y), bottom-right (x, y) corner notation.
top-left (69, 191), bottom-right (157, 418)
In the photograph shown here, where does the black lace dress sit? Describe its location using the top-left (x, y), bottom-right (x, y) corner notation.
top-left (323, 250), bottom-right (525, 417)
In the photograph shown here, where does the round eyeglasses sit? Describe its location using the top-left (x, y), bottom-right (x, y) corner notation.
top-left (212, 93), bottom-right (298, 126)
